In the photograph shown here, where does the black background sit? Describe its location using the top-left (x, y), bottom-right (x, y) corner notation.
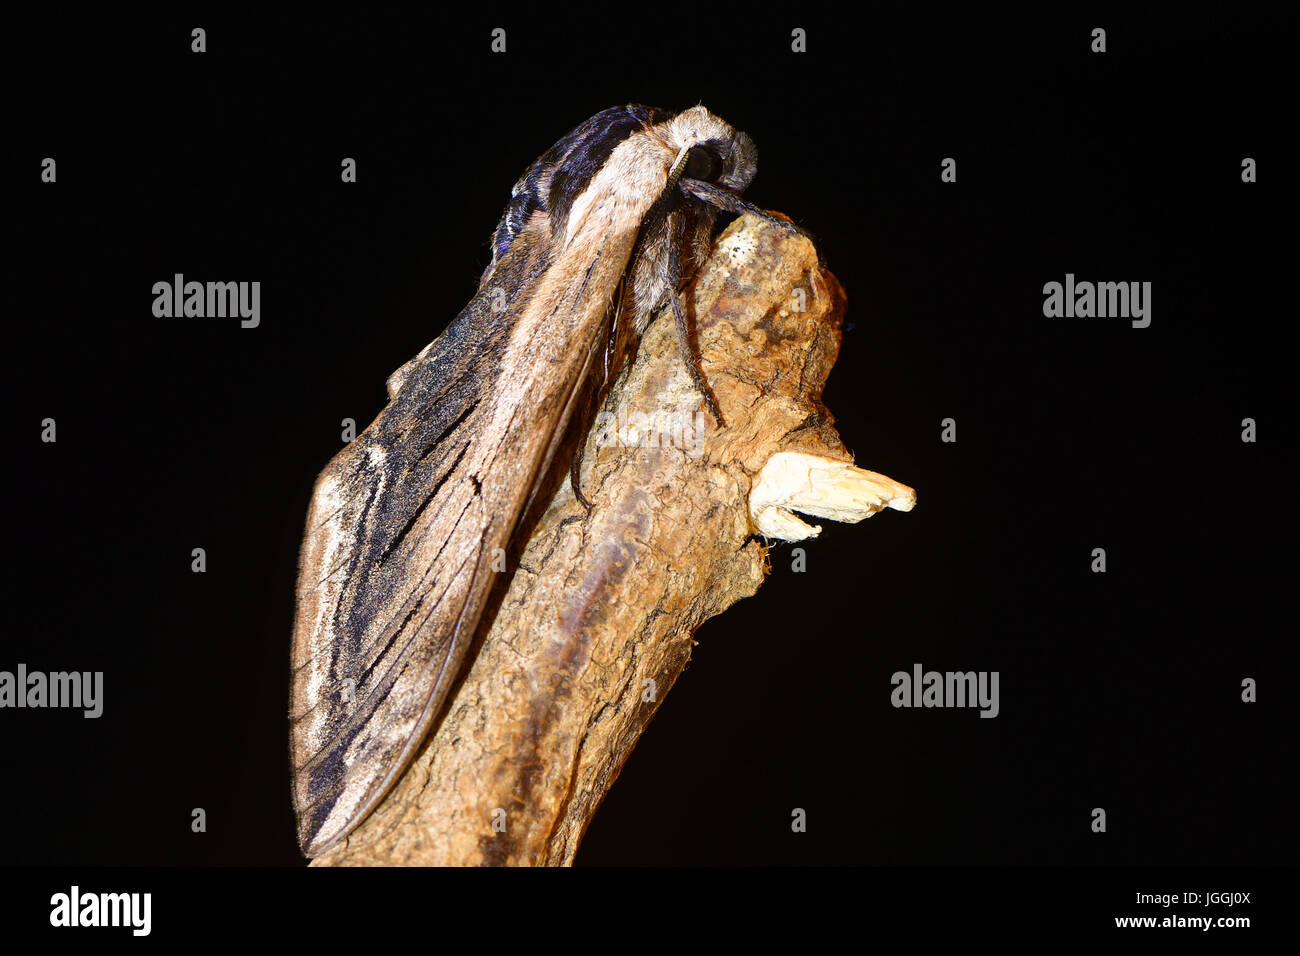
top-left (6, 10), bottom-right (1291, 872)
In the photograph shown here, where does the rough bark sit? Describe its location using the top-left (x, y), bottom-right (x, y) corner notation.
top-left (312, 214), bottom-right (903, 866)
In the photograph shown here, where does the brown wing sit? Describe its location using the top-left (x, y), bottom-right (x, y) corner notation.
top-left (289, 218), bottom-right (624, 856)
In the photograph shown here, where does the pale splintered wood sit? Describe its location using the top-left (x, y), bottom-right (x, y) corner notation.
top-left (750, 452), bottom-right (916, 541)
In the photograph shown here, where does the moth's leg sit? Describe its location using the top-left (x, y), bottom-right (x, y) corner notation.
top-left (662, 212), bottom-right (725, 426)
top-left (572, 418), bottom-right (595, 512)
top-left (681, 178), bottom-right (820, 262)
top-left (568, 292), bottom-right (623, 511)
top-left (569, 387), bottom-right (596, 511)
top-left (602, 277), bottom-right (624, 381)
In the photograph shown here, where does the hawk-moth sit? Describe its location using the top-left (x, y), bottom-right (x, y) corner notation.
top-left (290, 104), bottom-right (800, 857)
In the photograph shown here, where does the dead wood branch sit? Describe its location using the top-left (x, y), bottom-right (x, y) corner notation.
top-left (312, 215), bottom-right (914, 866)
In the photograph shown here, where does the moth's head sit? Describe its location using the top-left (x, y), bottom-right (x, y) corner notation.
top-left (652, 105), bottom-right (758, 195)
top-left (486, 104), bottom-right (763, 279)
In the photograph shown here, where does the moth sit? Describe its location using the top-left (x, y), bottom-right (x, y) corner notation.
top-left (290, 104), bottom-right (801, 857)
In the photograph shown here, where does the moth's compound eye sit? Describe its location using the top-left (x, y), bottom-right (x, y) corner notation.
top-left (684, 146), bottom-right (723, 183)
